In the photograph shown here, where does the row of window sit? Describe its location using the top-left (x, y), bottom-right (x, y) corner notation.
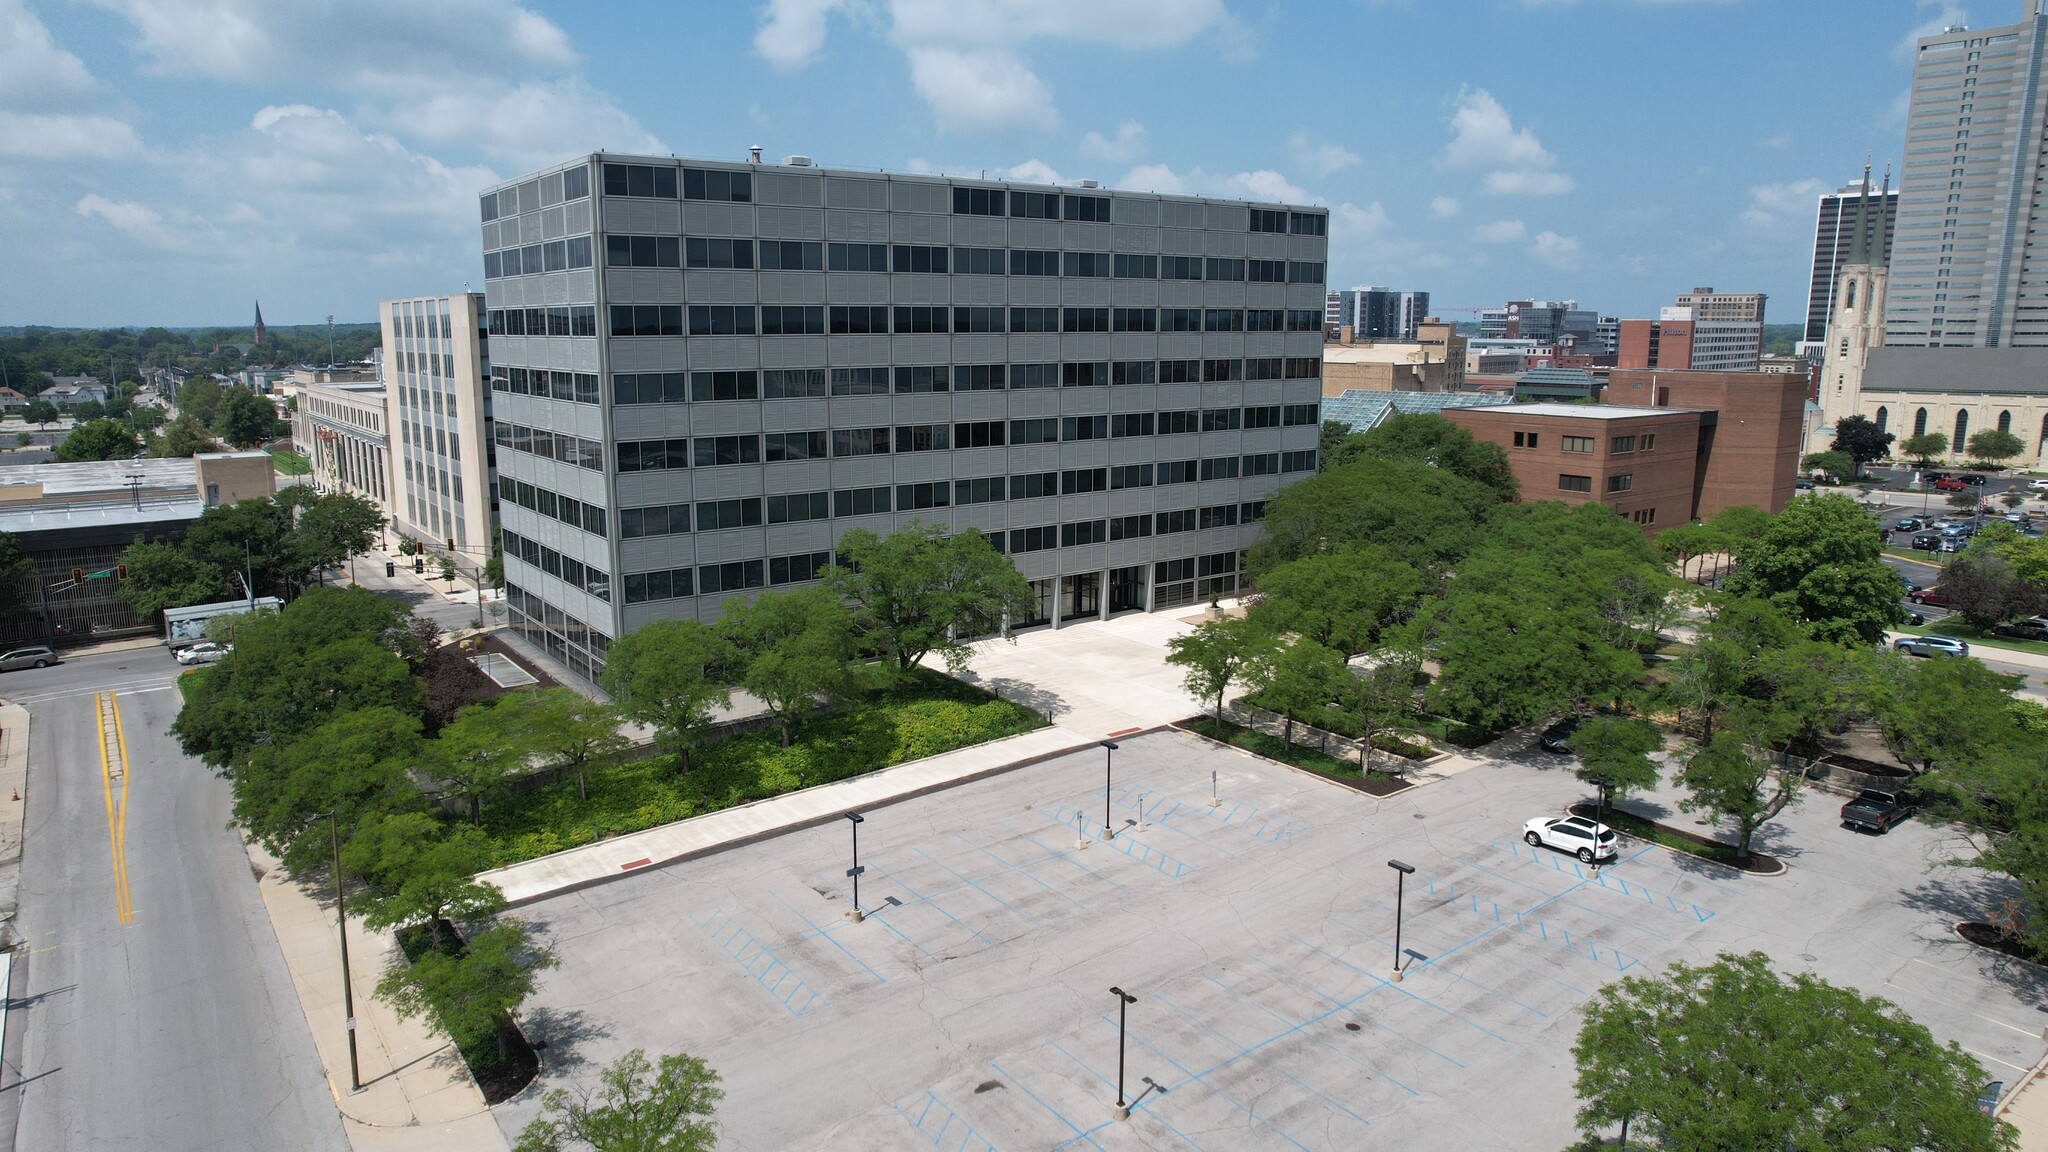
top-left (500, 476), bottom-right (608, 540)
top-left (490, 366), bottom-right (603, 404)
top-left (1557, 474), bottom-right (1635, 493)
top-left (1248, 208), bottom-right (1329, 236)
top-left (1511, 430), bottom-right (1660, 454)
top-left (604, 303), bottom-right (1327, 342)
top-left (608, 417), bottom-right (1316, 469)
top-left (493, 421), bottom-right (607, 471)
top-left (608, 365), bottom-right (1326, 408)
top-left (480, 165), bottom-right (591, 222)
top-left (599, 163), bottom-right (752, 203)
top-left (503, 530), bottom-right (611, 602)
top-left (623, 549), bottom-right (839, 605)
top-left (488, 306), bottom-right (598, 337)
top-left (485, 238), bottom-right (596, 279)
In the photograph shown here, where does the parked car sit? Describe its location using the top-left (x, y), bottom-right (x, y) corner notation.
top-left (1908, 587), bottom-right (1951, 606)
top-left (1794, 479), bottom-right (1815, 490)
top-left (1993, 618), bottom-right (2048, 641)
top-left (173, 641), bottom-right (231, 665)
top-left (1840, 788), bottom-right (1916, 833)
top-left (2030, 479), bottom-right (2048, 492)
top-left (1894, 517), bottom-right (1928, 532)
top-left (1912, 533), bottom-right (1943, 551)
top-left (0, 646), bottom-right (56, 671)
top-left (1961, 473), bottom-right (1988, 486)
top-left (1523, 815), bottom-right (1619, 863)
top-left (1538, 715), bottom-right (1580, 753)
top-left (1894, 635), bottom-right (1970, 657)
top-left (1934, 477), bottom-right (1968, 491)
top-left (1939, 537), bottom-right (1967, 554)
top-left (1904, 610), bottom-right (1926, 626)
top-left (1926, 471), bottom-right (1954, 482)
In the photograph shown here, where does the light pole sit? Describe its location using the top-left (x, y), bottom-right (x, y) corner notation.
top-left (1387, 859), bottom-right (1415, 983)
top-left (1101, 740), bottom-right (1119, 842)
top-left (323, 812), bottom-right (361, 1092)
top-left (1109, 986), bottom-right (1137, 1120)
top-left (845, 812), bottom-right (865, 922)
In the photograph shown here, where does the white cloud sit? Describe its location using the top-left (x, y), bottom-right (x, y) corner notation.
top-left (1760, 132), bottom-right (1792, 150)
top-left (1080, 120), bottom-right (1145, 164)
top-left (754, 0), bottom-right (849, 69)
top-left (1288, 132), bottom-right (1360, 177)
top-left (400, 80), bottom-right (664, 170)
top-left (1741, 177), bottom-right (1828, 229)
top-left (0, 113), bottom-right (142, 159)
top-left (1001, 158), bottom-right (1065, 185)
top-left (0, 0), bottom-right (99, 111)
top-left (1111, 163), bottom-right (1313, 204)
top-left (1231, 169), bottom-right (1312, 204)
top-left (1530, 230), bottom-right (1581, 269)
top-left (1442, 86), bottom-right (1574, 196)
top-left (1473, 219), bottom-right (1527, 244)
top-left (1430, 195), bottom-right (1461, 218)
top-left (906, 47), bottom-right (1059, 134)
top-left (1119, 163), bottom-right (1187, 194)
top-left (75, 193), bottom-right (199, 249)
top-left (1332, 202), bottom-right (1390, 239)
top-left (1896, 1), bottom-right (1969, 60)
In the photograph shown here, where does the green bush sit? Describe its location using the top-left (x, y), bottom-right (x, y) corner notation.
top-left (476, 668), bottom-right (1043, 865)
top-left (1184, 715), bottom-right (1398, 781)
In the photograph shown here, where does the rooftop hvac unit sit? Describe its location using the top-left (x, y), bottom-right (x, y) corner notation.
top-left (783, 155), bottom-right (814, 167)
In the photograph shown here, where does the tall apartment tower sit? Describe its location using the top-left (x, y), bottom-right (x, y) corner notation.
top-left (379, 293), bottom-right (497, 565)
top-left (1324, 287), bottom-right (1429, 339)
top-left (1806, 178), bottom-right (1898, 341)
top-left (478, 154), bottom-right (1329, 685)
top-left (1887, 2), bottom-right (2048, 347)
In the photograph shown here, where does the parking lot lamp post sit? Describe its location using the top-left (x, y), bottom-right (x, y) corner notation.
top-left (320, 812), bottom-right (361, 1092)
top-left (845, 812), bottom-right (865, 922)
top-left (1387, 859), bottom-right (1415, 983)
top-left (1101, 740), bottom-right (1119, 842)
top-left (1110, 986), bottom-right (1137, 1119)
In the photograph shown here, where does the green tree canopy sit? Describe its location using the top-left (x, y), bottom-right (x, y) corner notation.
top-left (826, 521), bottom-right (1035, 674)
top-left (175, 376), bottom-right (224, 425)
top-left (1940, 551), bottom-right (2041, 630)
top-left (1967, 427), bottom-right (2025, 465)
top-left (514, 1047), bottom-right (723, 1152)
top-left (717, 586), bottom-right (864, 748)
top-left (376, 918), bottom-right (556, 1062)
top-left (1900, 431), bottom-right (1950, 462)
top-left (1248, 457), bottom-right (1499, 579)
top-left (1654, 521), bottom-right (1728, 583)
top-left (1873, 650), bottom-right (2030, 775)
top-left (1800, 449), bottom-right (1854, 480)
top-left (1567, 716), bottom-right (1663, 801)
top-left (1830, 413), bottom-right (1894, 472)
top-left (1317, 419), bottom-right (1370, 472)
top-left (342, 813), bottom-right (505, 948)
top-left (20, 399), bottom-right (56, 426)
top-left (1248, 638), bottom-right (1350, 745)
top-left (1248, 547), bottom-right (1424, 655)
top-left (1675, 728), bottom-right (1799, 859)
top-left (1165, 615), bottom-right (1278, 721)
top-left (1342, 412), bottom-right (1519, 502)
top-left (232, 705), bottom-right (430, 875)
top-left (1572, 951), bottom-right (2014, 1151)
top-left (54, 419), bottom-right (140, 462)
top-left (507, 688), bottom-right (629, 802)
top-left (1722, 493), bottom-right (1902, 645)
top-left (147, 412), bottom-right (220, 458)
top-left (115, 539), bottom-right (229, 618)
top-left (600, 619), bottom-right (733, 771)
top-left (0, 530), bottom-right (39, 617)
top-left (436, 697), bottom-right (534, 824)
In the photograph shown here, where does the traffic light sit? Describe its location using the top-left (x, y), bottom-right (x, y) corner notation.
top-left (70, 568), bottom-right (84, 584)
top-left (116, 564), bottom-right (128, 579)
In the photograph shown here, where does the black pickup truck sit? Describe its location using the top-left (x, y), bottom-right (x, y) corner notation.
top-left (1841, 788), bottom-right (1915, 834)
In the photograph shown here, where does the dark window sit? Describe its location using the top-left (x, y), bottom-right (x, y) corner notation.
top-left (830, 367), bottom-right (890, 395)
top-left (956, 364), bottom-right (1007, 391)
top-left (1063, 415), bottom-right (1109, 441)
top-left (688, 305), bottom-right (756, 336)
top-left (1009, 472), bottom-right (1057, 499)
top-left (1204, 309), bottom-right (1244, 333)
top-left (1281, 450), bottom-right (1317, 473)
top-left (1062, 520), bottom-right (1109, 546)
top-left (570, 305), bottom-right (596, 335)
top-left (1241, 500), bottom-right (1268, 522)
top-left (1162, 308), bottom-right (1203, 333)
top-left (1010, 191), bottom-right (1059, 219)
top-left (897, 481), bottom-right (950, 510)
top-left (1155, 508), bottom-right (1197, 534)
top-left (830, 305), bottom-right (890, 334)
top-left (1286, 309), bottom-right (1321, 332)
top-left (1248, 259), bottom-right (1286, 283)
top-left (1110, 514), bottom-right (1152, 540)
top-left (1243, 405), bottom-right (1281, 429)
top-left (953, 247), bottom-right (1007, 275)
top-left (770, 551), bottom-right (834, 586)
top-left (1158, 409), bottom-right (1199, 435)
top-left (758, 240), bottom-right (824, 271)
top-left (1111, 413), bottom-right (1154, 438)
top-left (953, 186), bottom-right (1007, 216)
top-left (834, 486), bottom-right (891, 516)
top-left (1111, 463), bottom-right (1153, 489)
top-left (952, 305), bottom-right (1006, 334)
top-left (892, 245), bottom-right (949, 273)
top-left (1063, 194), bottom-right (1110, 221)
top-left (955, 476), bottom-right (1006, 505)
top-left (1607, 474), bottom-right (1633, 492)
top-left (1201, 407), bottom-right (1241, 432)
top-left (544, 240), bottom-right (568, 272)
top-left (1284, 357), bottom-right (1322, 379)
top-left (1205, 258), bottom-right (1245, 282)
top-left (1199, 504), bottom-right (1239, 530)
top-left (1159, 360), bottom-right (1199, 385)
top-left (1009, 363), bottom-right (1059, 389)
top-left (603, 163), bottom-right (677, 199)
top-left (893, 306), bottom-right (951, 334)
top-left (894, 424), bottom-right (949, 452)
top-left (1204, 359), bottom-right (1243, 383)
top-left (1283, 403), bottom-right (1319, 426)
top-left (1010, 307), bottom-right (1060, 333)
top-left (609, 305), bottom-right (683, 337)
top-left (765, 431), bottom-right (827, 461)
top-left (1113, 308), bottom-right (1157, 332)
top-left (1559, 474), bottom-right (1593, 492)
top-left (562, 166), bottom-right (589, 201)
top-left (480, 193), bottom-right (498, 222)
top-left (761, 305), bottom-right (825, 335)
top-left (693, 435), bottom-right (761, 467)
top-left (1289, 211), bottom-right (1327, 236)
top-left (1062, 468), bottom-right (1108, 494)
top-left (606, 235), bottom-right (680, 267)
top-left (1162, 256), bottom-right (1203, 280)
top-left (1009, 525), bottom-right (1057, 553)
top-left (685, 238), bottom-right (754, 269)
top-left (765, 368), bottom-right (828, 398)
top-left (1242, 452), bottom-right (1280, 476)
top-left (954, 420), bottom-right (1006, 448)
top-left (1249, 208), bottom-right (1287, 233)
top-left (1010, 249), bottom-right (1060, 276)
top-left (894, 365), bottom-right (951, 393)
top-left (690, 370), bottom-right (759, 402)
top-left (767, 491), bottom-right (830, 523)
top-left (1245, 309), bottom-right (1285, 332)
top-left (1114, 253), bottom-right (1158, 279)
top-left (682, 168), bottom-right (751, 202)
top-left (1112, 361), bottom-right (1156, 386)
top-left (698, 560), bottom-right (765, 594)
top-left (828, 242), bottom-right (888, 271)
top-left (1288, 260), bottom-right (1326, 284)
top-left (832, 427), bottom-right (891, 456)
top-left (1199, 456), bottom-right (1241, 481)
top-left (1062, 362), bottom-right (1109, 387)
top-left (1064, 251), bottom-right (1111, 277)
top-left (1063, 307), bottom-right (1109, 333)
top-left (695, 498), bottom-right (763, 531)
top-left (1157, 459), bottom-right (1199, 485)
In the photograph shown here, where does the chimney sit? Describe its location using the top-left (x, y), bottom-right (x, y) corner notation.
top-left (749, 145), bottom-right (762, 165)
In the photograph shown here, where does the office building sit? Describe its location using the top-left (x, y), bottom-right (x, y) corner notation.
top-left (288, 378), bottom-right (390, 508)
top-left (379, 294), bottom-right (497, 566)
top-left (1321, 318), bottom-right (1465, 392)
top-left (1618, 300), bottom-right (1762, 373)
top-left (1672, 288), bottom-right (1765, 324)
top-left (479, 154), bottom-right (1329, 684)
top-left (1324, 287), bottom-right (1430, 340)
top-left (1887, 3), bottom-right (2048, 347)
top-left (1805, 179), bottom-right (1898, 342)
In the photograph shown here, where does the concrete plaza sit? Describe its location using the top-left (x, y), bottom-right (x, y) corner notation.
top-left (493, 729), bottom-right (2048, 1150)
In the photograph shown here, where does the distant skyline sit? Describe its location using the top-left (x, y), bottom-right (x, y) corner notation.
top-left (0, 0), bottom-right (1995, 328)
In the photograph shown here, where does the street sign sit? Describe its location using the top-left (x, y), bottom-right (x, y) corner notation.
top-left (845, 865), bottom-right (865, 878)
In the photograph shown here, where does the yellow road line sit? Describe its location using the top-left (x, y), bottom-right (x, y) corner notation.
top-left (93, 692), bottom-right (133, 924)
top-left (110, 692), bottom-right (133, 923)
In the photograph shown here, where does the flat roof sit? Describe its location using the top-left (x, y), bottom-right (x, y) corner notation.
top-left (1455, 402), bottom-right (1700, 419)
top-left (0, 457), bottom-right (194, 497)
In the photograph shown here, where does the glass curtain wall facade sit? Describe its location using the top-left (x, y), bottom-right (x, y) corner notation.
top-left (479, 155), bottom-right (1328, 685)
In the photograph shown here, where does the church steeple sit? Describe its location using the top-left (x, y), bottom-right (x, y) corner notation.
top-left (1873, 164), bottom-right (1891, 269)
top-left (1847, 160), bottom-right (1873, 266)
top-left (253, 301), bottom-right (268, 347)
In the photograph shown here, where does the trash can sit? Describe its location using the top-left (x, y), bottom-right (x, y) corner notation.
top-left (414, 558), bottom-right (424, 574)
top-left (385, 561), bottom-right (395, 577)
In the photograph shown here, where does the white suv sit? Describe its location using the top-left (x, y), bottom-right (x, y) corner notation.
top-left (1523, 815), bottom-right (1619, 863)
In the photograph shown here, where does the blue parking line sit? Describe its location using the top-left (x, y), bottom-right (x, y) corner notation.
top-left (1294, 938), bottom-right (1511, 1045)
top-left (1196, 971), bottom-right (1419, 1096)
top-left (768, 891), bottom-right (887, 985)
top-left (1044, 804), bottom-right (1197, 878)
top-left (1458, 857), bottom-right (1674, 942)
top-left (911, 846), bottom-right (1043, 928)
top-left (1116, 1026), bottom-right (1317, 1152)
top-left (952, 834), bottom-right (1091, 911)
top-left (1150, 991), bottom-right (1376, 1131)
top-left (1494, 840), bottom-right (1718, 923)
top-left (895, 1090), bottom-right (1000, 1152)
top-left (692, 908), bottom-right (827, 1016)
top-left (864, 861), bottom-right (997, 947)
top-left (1421, 885), bottom-right (1643, 973)
top-left (1324, 915), bottom-right (1550, 1020)
top-left (1045, 1035), bottom-right (1211, 1152)
top-left (989, 1062), bottom-right (1106, 1152)
top-left (996, 822), bottom-right (1134, 894)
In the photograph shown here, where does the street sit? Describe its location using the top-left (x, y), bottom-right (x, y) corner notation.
top-left (6, 649), bottom-right (346, 1152)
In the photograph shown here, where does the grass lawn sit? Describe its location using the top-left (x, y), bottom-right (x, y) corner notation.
top-left (1895, 617), bottom-right (2048, 659)
top-left (475, 667), bottom-right (1045, 865)
top-left (1182, 715), bottom-right (1402, 783)
top-left (269, 448), bottom-right (310, 476)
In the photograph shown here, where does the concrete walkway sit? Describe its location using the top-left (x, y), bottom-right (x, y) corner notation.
top-left (252, 841), bottom-right (508, 1152)
top-left (1997, 1050), bottom-right (2048, 1151)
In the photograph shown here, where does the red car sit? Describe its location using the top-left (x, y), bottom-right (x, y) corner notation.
top-left (1933, 477), bottom-right (1968, 491)
top-left (1909, 587), bottom-right (1951, 606)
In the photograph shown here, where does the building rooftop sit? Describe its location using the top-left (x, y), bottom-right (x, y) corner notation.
top-left (0, 456), bottom-right (195, 498)
top-left (1471, 402), bottom-right (1700, 420)
top-left (1321, 389), bottom-right (1513, 433)
top-left (1863, 347), bottom-right (2048, 395)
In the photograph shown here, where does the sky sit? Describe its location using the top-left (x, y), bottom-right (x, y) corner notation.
top-left (0, 0), bottom-right (1992, 329)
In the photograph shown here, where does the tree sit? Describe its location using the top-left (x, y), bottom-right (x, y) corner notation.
top-left (1830, 413), bottom-right (1894, 475)
top-left (1722, 492), bottom-right (1902, 646)
top-left (1969, 521), bottom-right (2048, 587)
top-left (1900, 431), bottom-right (1950, 463)
top-left (1572, 951), bottom-right (2014, 1151)
top-left (213, 386), bottom-right (279, 447)
top-left (21, 399), bottom-right (56, 427)
top-left (1873, 651), bottom-right (2029, 775)
top-left (175, 375), bottom-right (224, 425)
top-left (1165, 615), bottom-right (1277, 722)
top-left (116, 539), bottom-right (229, 618)
top-left (1411, 583), bottom-right (1644, 734)
top-left (1248, 548), bottom-right (1424, 655)
top-left (342, 813), bottom-right (506, 949)
top-left (1348, 649), bottom-right (1419, 776)
top-left (148, 412), bottom-right (220, 457)
top-left (232, 706), bottom-right (431, 875)
top-left (436, 698), bottom-right (533, 824)
top-left (826, 522), bottom-right (1036, 675)
top-left (0, 531), bottom-right (38, 617)
top-left (1317, 419), bottom-right (1369, 472)
top-left (376, 918), bottom-right (557, 1063)
top-left (600, 620), bottom-right (733, 771)
top-left (1248, 457), bottom-right (1499, 580)
top-left (70, 399), bottom-right (105, 421)
top-left (1653, 521), bottom-right (1728, 584)
top-left (1342, 413), bottom-right (1519, 502)
top-left (1949, 488), bottom-right (1983, 514)
top-left (717, 586), bottom-right (864, 748)
top-left (292, 492), bottom-right (385, 577)
top-left (1799, 449), bottom-right (1853, 481)
top-left (510, 688), bottom-right (629, 802)
top-left (1567, 717), bottom-right (1662, 811)
top-left (1941, 551), bottom-right (2041, 629)
top-left (514, 1047), bottom-right (723, 1152)
top-left (1249, 639), bottom-right (1349, 746)
top-left (182, 496), bottom-right (293, 599)
top-left (1674, 729), bottom-right (1800, 859)
top-left (1937, 744), bottom-right (2048, 960)
top-left (1967, 427), bottom-right (2025, 467)
top-left (1703, 504), bottom-right (1771, 546)
top-left (54, 419), bottom-right (140, 462)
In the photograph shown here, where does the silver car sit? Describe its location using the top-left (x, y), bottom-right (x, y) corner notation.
top-left (0, 646), bottom-right (57, 671)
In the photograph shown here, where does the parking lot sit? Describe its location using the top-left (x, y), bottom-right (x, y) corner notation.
top-left (495, 729), bottom-right (2048, 1150)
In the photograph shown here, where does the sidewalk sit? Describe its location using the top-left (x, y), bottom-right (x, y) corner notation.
top-left (252, 841), bottom-right (507, 1152)
top-left (1996, 1049), bottom-right (2048, 1151)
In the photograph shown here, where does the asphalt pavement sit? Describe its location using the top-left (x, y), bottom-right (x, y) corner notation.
top-left (5, 649), bottom-right (346, 1152)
